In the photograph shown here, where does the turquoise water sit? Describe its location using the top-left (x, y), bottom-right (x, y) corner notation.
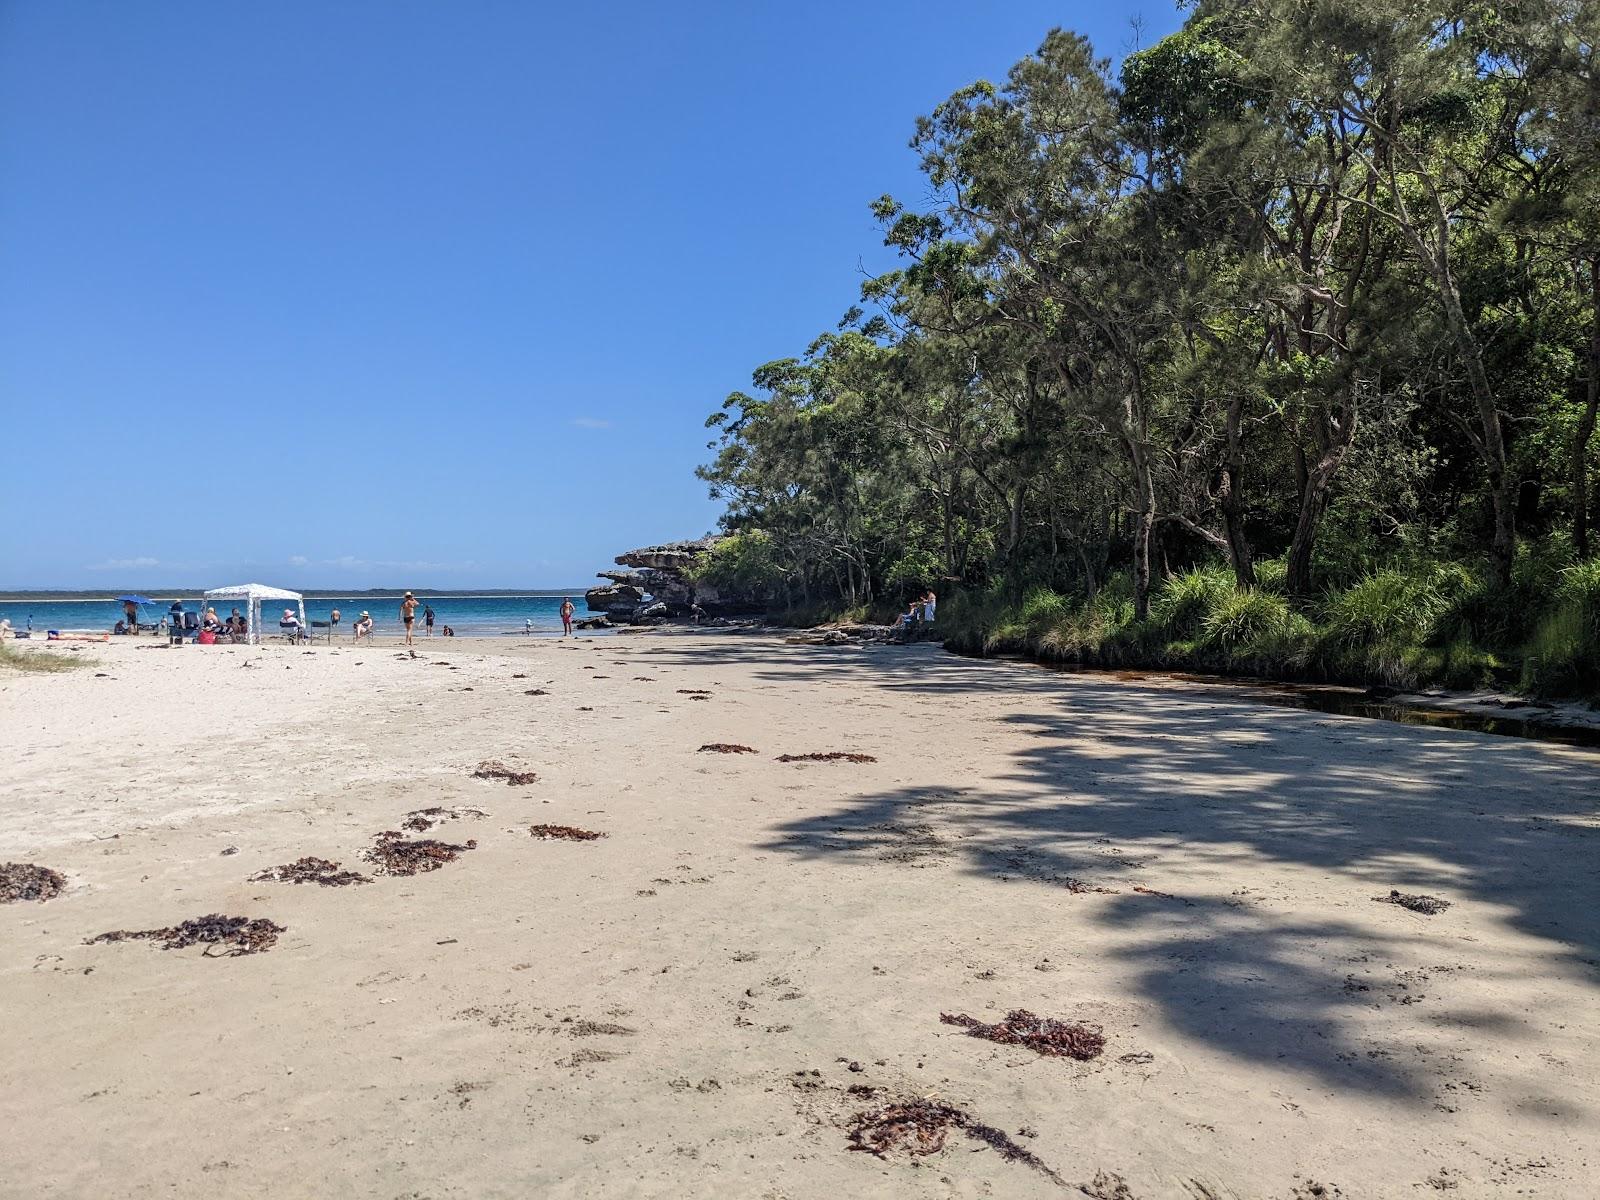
top-left (0, 593), bottom-right (603, 638)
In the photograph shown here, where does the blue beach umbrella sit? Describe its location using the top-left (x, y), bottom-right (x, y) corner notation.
top-left (116, 594), bottom-right (155, 605)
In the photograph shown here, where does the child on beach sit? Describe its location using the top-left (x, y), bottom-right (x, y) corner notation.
top-left (560, 598), bottom-right (575, 637)
top-left (424, 605), bottom-right (435, 636)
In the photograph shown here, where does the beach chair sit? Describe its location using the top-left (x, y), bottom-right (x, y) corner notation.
top-left (310, 619), bottom-right (334, 644)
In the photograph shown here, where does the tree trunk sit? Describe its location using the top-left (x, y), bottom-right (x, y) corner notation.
top-left (1286, 462), bottom-right (1336, 599)
top-left (1437, 280), bottom-right (1516, 582)
top-left (1287, 429), bottom-right (1357, 598)
top-left (1575, 258), bottom-right (1600, 560)
top-left (1220, 392), bottom-right (1255, 588)
top-left (1126, 434), bottom-right (1155, 621)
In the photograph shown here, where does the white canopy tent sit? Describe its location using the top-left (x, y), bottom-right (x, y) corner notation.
top-left (202, 583), bottom-right (305, 645)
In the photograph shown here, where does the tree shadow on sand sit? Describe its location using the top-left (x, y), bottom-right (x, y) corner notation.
top-left (647, 636), bottom-right (1600, 1099)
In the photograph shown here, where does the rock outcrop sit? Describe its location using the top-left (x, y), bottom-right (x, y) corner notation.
top-left (584, 537), bottom-right (763, 622)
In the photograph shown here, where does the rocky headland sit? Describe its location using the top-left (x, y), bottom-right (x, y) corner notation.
top-left (585, 537), bottom-right (762, 624)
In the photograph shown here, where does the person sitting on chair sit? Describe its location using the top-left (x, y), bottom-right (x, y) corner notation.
top-left (353, 611), bottom-right (374, 642)
top-left (280, 608), bottom-right (305, 643)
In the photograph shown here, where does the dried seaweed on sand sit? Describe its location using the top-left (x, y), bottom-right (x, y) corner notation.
top-left (776, 752), bottom-right (877, 763)
top-left (940, 1009), bottom-right (1105, 1060)
top-left (89, 914), bottom-right (285, 956)
top-left (250, 857), bottom-right (370, 886)
top-left (1376, 889), bottom-right (1451, 915)
top-left (699, 743), bottom-right (757, 755)
top-left (472, 760), bottom-right (539, 785)
top-left (402, 806), bottom-right (488, 832)
top-left (0, 862), bottom-right (66, 903)
top-left (846, 1098), bottom-right (1065, 1185)
top-left (529, 824), bottom-right (605, 841)
top-left (364, 832), bottom-right (477, 875)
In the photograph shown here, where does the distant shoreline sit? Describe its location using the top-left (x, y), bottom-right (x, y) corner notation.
top-left (0, 589), bottom-right (589, 603)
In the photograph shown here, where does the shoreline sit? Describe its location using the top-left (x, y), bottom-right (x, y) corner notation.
top-left (927, 636), bottom-right (1600, 742)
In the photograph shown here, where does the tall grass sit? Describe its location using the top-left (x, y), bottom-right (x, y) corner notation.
top-left (1521, 559), bottom-right (1600, 695)
top-left (940, 551), bottom-right (1593, 700)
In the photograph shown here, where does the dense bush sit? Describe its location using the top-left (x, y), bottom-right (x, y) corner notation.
top-left (939, 556), bottom-right (1597, 700)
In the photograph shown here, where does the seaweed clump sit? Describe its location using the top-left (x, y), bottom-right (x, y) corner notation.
top-left (402, 806), bottom-right (488, 832)
top-left (529, 825), bottom-right (606, 841)
top-left (89, 914), bottom-right (285, 956)
top-left (846, 1097), bottom-right (1064, 1185)
top-left (472, 760), bottom-right (539, 785)
top-left (699, 743), bottom-right (757, 755)
top-left (364, 831), bottom-right (477, 875)
top-left (940, 1009), bottom-right (1105, 1060)
top-left (249, 857), bottom-right (370, 887)
top-left (1376, 889), bottom-right (1451, 915)
top-left (776, 752), bottom-right (877, 763)
top-left (0, 862), bottom-right (66, 903)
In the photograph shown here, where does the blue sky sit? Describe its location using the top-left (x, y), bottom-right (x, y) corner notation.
top-left (0, 1), bottom-right (1183, 589)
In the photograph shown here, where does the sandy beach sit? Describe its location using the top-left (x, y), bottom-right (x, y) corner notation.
top-left (2, 630), bottom-right (1597, 1198)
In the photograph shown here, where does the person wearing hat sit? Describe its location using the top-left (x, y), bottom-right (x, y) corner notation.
top-left (353, 611), bottom-right (373, 642)
top-left (399, 591), bottom-right (419, 646)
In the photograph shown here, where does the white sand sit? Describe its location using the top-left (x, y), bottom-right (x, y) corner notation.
top-left (2, 631), bottom-right (1596, 1198)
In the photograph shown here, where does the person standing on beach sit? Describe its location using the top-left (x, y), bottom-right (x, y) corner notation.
top-left (424, 604), bottom-right (435, 637)
top-left (122, 598), bottom-right (139, 632)
top-left (560, 597), bottom-right (575, 637)
top-left (400, 592), bottom-right (419, 646)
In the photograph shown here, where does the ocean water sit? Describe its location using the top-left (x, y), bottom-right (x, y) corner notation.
top-left (0, 593), bottom-right (606, 638)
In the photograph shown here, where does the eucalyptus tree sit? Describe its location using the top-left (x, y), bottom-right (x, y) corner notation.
top-left (879, 31), bottom-right (1185, 617)
top-left (1192, 0), bottom-right (1583, 582)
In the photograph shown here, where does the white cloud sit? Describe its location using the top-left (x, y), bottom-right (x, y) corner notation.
top-left (288, 555), bottom-right (310, 567)
top-left (87, 556), bottom-right (159, 571)
top-left (569, 417), bottom-right (613, 430)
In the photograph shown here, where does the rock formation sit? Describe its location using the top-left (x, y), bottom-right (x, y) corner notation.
top-left (584, 537), bottom-right (762, 622)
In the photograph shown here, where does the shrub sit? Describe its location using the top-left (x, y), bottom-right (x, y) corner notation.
top-left (1520, 559), bottom-right (1600, 696)
top-left (1199, 589), bottom-right (1295, 653)
top-left (1320, 569), bottom-right (1450, 650)
top-left (1252, 557), bottom-right (1288, 593)
top-left (1150, 567), bottom-right (1234, 639)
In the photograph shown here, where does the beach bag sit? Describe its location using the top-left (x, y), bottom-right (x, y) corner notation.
top-left (198, 630), bottom-right (216, 645)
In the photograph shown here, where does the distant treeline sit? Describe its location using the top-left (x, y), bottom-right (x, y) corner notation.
top-left (694, 2), bottom-right (1600, 695)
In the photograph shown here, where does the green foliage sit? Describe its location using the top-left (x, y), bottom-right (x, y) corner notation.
top-left (883, 549), bottom-right (942, 593)
top-left (1199, 589), bottom-right (1295, 652)
top-left (1150, 567), bottom-right (1235, 638)
top-left (1521, 560), bottom-right (1600, 695)
top-left (698, 4), bottom-right (1600, 702)
top-left (1319, 570), bottom-right (1454, 652)
top-left (689, 531), bottom-right (786, 601)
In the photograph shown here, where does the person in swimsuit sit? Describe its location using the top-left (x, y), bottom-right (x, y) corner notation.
top-left (354, 611), bottom-right (373, 642)
top-left (400, 592), bottom-right (419, 646)
top-left (424, 604), bottom-right (435, 636)
top-left (560, 598), bottom-right (575, 637)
